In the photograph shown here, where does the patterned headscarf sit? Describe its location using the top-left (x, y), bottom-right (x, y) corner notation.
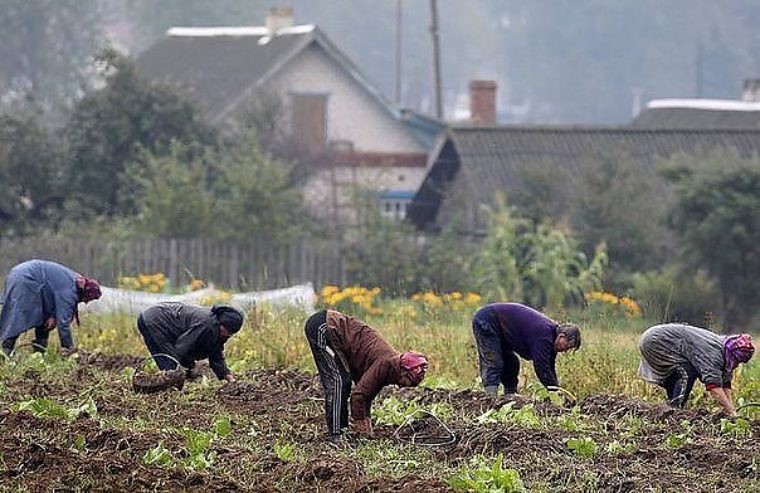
top-left (400, 351), bottom-right (429, 385)
top-left (724, 334), bottom-right (755, 370)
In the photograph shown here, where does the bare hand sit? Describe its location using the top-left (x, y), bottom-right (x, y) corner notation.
top-left (353, 418), bottom-right (373, 436)
top-left (45, 318), bottom-right (57, 331)
top-left (224, 373), bottom-right (237, 383)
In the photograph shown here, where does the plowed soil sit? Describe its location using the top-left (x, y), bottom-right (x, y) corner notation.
top-left (0, 352), bottom-right (757, 492)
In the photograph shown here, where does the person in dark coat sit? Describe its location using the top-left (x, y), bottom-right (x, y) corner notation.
top-left (0, 259), bottom-right (101, 356)
top-left (137, 302), bottom-right (243, 382)
top-left (472, 302), bottom-right (581, 395)
top-left (639, 324), bottom-right (755, 414)
top-left (304, 309), bottom-right (428, 444)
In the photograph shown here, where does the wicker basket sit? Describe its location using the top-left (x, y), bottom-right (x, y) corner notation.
top-left (132, 354), bottom-right (185, 394)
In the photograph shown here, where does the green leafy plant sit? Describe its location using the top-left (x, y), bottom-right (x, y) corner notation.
top-left (273, 439), bottom-right (298, 462)
top-left (12, 396), bottom-right (97, 421)
top-left (448, 454), bottom-right (526, 492)
top-left (73, 434), bottom-right (87, 452)
top-left (143, 442), bottom-right (175, 467)
top-left (567, 436), bottom-right (598, 458)
top-left (212, 414), bottom-right (233, 438)
top-left (556, 407), bottom-right (590, 432)
top-left (665, 432), bottom-right (692, 449)
top-left (720, 418), bottom-right (752, 438)
top-left (373, 396), bottom-right (453, 426)
top-left (477, 402), bottom-right (541, 429)
top-left (605, 440), bottom-right (636, 455)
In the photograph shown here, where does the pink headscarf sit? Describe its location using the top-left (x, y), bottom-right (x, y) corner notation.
top-left (400, 351), bottom-right (429, 385)
top-left (724, 334), bottom-right (755, 370)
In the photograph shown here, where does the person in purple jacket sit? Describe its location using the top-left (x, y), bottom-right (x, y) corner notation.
top-left (472, 303), bottom-right (581, 395)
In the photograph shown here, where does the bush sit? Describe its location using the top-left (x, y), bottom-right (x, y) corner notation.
top-left (630, 267), bottom-right (720, 326)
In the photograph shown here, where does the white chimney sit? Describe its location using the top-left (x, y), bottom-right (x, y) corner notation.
top-left (266, 6), bottom-right (294, 34)
top-left (742, 79), bottom-right (760, 102)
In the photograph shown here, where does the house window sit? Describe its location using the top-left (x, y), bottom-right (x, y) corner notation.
top-left (291, 93), bottom-right (327, 153)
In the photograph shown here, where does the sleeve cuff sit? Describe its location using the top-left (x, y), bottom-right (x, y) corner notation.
top-left (705, 383), bottom-right (720, 391)
top-left (723, 382), bottom-right (731, 389)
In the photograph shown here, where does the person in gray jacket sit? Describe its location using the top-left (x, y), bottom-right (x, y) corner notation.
top-left (638, 323), bottom-right (755, 414)
top-left (137, 302), bottom-right (243, 382)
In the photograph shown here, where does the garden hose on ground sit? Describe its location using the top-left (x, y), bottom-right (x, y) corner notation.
top-left (736, 402), bottom-right (760, 414)
top-left (394, 409), bottom-right (456, 447)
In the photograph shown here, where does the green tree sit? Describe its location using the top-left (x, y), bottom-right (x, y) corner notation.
top-left (471, 198), bottom-right (607, 309)
top-left (210, 131), bottom-right (304, 244)
top-left (664, 149), bottom-right (760, 327)
top-left (0, 109), bottom-right (63, 236)
top-left (131, 142), bottom-right (214, 238)
top-left (571, 152), bottom-right (671, 278)
top-left (62, 48), bottom-right (215, 218)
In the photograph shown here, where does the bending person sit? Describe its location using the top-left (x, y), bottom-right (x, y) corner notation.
top-left (472, 302), bottom-right (581, 395)
top-left (1, 259), bottom-right (101, 356)
top-left (137, 302), bottom-right (243, 382)
top-left (638, 323), bottom-right (754, 414)
top-left (305, 309), bottom-right (428, 444)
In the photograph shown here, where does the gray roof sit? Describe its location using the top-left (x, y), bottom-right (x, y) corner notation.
top-left (134, 25), bottom-right (444, 148)
top-left (136, 29), bottom-right (312, 123)
top-left (632, 107), bottom-right (760, 130)
top-left (408, 125), bottom-right (760, 232)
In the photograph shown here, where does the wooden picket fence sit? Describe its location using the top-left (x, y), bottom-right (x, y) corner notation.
top-left (0, 237), bottom-right (348, 290)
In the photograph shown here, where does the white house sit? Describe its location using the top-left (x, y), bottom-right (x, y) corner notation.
top-left (136, 7), bottom-right (443, 225)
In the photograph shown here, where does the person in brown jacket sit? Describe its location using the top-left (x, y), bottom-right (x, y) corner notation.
top-left (305, 309), bottom-right (428, 444)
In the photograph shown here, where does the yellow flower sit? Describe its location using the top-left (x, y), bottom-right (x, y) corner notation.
top-left (322, 285), bottom-right (339, 298)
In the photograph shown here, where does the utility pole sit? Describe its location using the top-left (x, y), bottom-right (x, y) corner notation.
top-left (395, 0), bottom-right (403, 104)
top-left (429, 0), bottom-right (443, 119)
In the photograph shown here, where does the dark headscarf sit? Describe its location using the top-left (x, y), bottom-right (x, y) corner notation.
top-left (211, 304), bottom-right (244, 333)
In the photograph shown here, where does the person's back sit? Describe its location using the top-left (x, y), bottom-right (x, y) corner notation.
top-left (140, 302), bottom-right (212, 343)
top-left (477, 303), bottom-right (556, 360)
top-left (326, 309), bottom-right (398, 380)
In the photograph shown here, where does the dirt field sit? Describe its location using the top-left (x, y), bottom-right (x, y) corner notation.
top-left (0, 351), bottom-right (757, 492)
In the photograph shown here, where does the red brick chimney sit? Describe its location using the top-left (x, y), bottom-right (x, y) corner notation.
top-left (469, 80), bottom-right (497, 125)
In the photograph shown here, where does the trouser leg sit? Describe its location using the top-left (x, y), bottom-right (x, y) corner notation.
top-left (664, 363), bottom-right (697, 408)
top-left (472, 313), bottom-right (505, 394)
top-left (1, 336), bottom-right (18, 356)
top-left (137, 315), bottom-right (177, 371)
top-left (674, 363), bottom-right (698, 408)
top-left (501, 348), bottom-right (521, 394)
top-left (32, 325), bottom-right (50, 352)
top-left (305, 310), bottom-right (351, 436)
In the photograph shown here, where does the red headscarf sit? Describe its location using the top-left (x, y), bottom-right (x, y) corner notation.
top-left (73, 275), bottom-right (102, 325)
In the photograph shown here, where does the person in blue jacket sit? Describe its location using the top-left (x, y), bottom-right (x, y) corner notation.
top-left (472, 302), bottom-right (581, 395)
top-left (0, 259), bottom-right (101, 356)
